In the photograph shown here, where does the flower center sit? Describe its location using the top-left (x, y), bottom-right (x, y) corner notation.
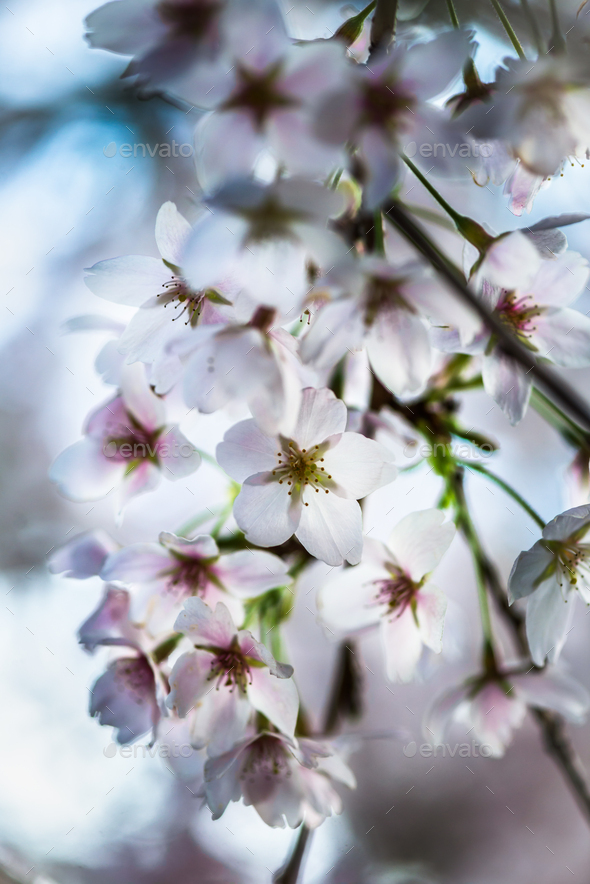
top-left (373, 565), bottom-right (417, 611)
top-left (113, 656), bottom-right (155, 701)
top-left (157, 0), bottom-right (219, 39)
top-left (208, 646), bottom-right (252, 693)
top-left (359, 80), bottom-right (415, 133)
top-left (496, 293), bottom-right (541, 347)
top-left (104, 411), bottom-right (161, 465)
top-left (241, 735), bottom-right (291, 780)
top-left (272, 441), bottom-right (334, 502)
top-left (159, 555), bottom-right (211, 599)
top-left (158, 276), bottom-right (205, 327)
top-left (222, 63), bottom-right (299, 130)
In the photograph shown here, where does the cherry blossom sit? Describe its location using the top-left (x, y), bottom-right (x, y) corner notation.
top-left (166, 598), bottom-right (298, 756)
top-left (84, 201), bottom-right (233, 394)
top-left (48, 529), bottom-right (119, 580)
top-left (427, 668), bottom-right (589, 757)
top-left (319, 510), bottom-right (455, 681)
top-left (91, 654), bottom-right (161, 745)
top-left (202, 731), bottom-right (355, 827)
top-left (49, 364), bottom-right (200, 510)
top-left (101, 530), bottom-right (292, 627)
top-left (216, 387), bottom-right (397, 566)
top-left (509, 505), bottom-right (590, 666)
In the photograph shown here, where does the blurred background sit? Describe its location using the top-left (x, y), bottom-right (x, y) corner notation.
top-left (2, 0), bottom-right (590, 882)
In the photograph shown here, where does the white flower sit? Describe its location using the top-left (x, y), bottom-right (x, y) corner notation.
top-left (101, 530), bottom-right (291, 627)
top-left (182, 177), bottom-right (346, 314)
top-left (202, 731), bottom-right (355, 827)
top-left (427, 668), bottom-right (590, 757)
top-left (188, 0), bottom-right (348, 188)
top-left (49, 363), bottom-right (201, 510)
top-left (216, 387), bottom-right (397, 566)
top-left (301, 257), bottom-right (475, 398)
top-left (509, 505), bottom-right (590, 665)
top-left (313, 30), bottom-right (472, 207)
top-left (319, 509), bottom-right (455, 682)
top-left (84, 202), bottom-right (233, 394)
top-left (166, 598), bottom-right (299, 756)
top-left (174, 306), bottom-right (303, 436)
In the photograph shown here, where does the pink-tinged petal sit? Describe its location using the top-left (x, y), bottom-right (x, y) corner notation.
top-left (512, 669), bottom-right (590, 724)
top-left (154, 201), bottom-right (192, 266)
top-left (48, 529), bottom-right (118, 578)
top-left (387, 509), bottom-right (455, 581)
top-left (482, 349), bottom-right (531, 425)
top-left (415, 583), bottom-right (447, 653)
top-left (223, 0), bottom-right (288, 69)
top-left (526, 581), bottom-right (575, 666)
top-left (480, 231), bottom-right (541, 290)
top-left (504, 162), bottom-right (544, 216)
top-left (159, 532), bottom-right (219, 560)
top-left (366, 307), bottom-right (432, 397)
top-left (465, 684), bottom-right (526, 757)
top-left (317, 562), bottom-right (385, 631)
top-left (424, 683), bottom-right (467, 744)
top-left (215, 549), bottom-right (291, 597)
top-left (527, 251), bottom-right (589, 307)
top-left (248, 668), bottom-right (299, 737)
top-left (190, 687), bottom-right (253, 757)
top-left (78, 585), bottom-right (134, 652)
top-left (281, 40), bottom-right (348, 99)
top-left (101, 543), bottom-right (171, 584)
top-left (85, 0), bottom-right (165, 54)
top-left (292, 387), bottom-right (347, 449)
top-left (195, 111), bottom-right (263, 191)
top-left (300, 298), bottom-right (365, 370)
top-left (174, 598), bottom-right (237, 648)
top-left (296, 491), bottom-right (363, 566)
top-left (202, 743), bottom-right (245, 819)
top-left (402, 30), bottom-right (472, 99)
top-left (156, 425), bottom-right (201, 479)
top-left (49, 438), bottom-right (123, 502)
top-left (119, 362), bottom-right (165, 431)
top-left (166, 649), bottom-right (213, 717)
top-left (238, 631), bottom-right (293, 678)
top-left (89, 655), bottom-right (159, 744)
top-left (234, 475), bottom-right (302, 548)
top-left (118, 460), bottom-right (162, 510)
top-left (85, 394), bottom-right (127, 439)
top-left (216, 419), bottom-right (278, 483)
top-left (321, 432), bottom-right (397, 499)
top-left (84, 256), bottom-right (168, 306)
top-left (380, 607), bottom-right (423, 683)
top-left (359, 127), bottom-right (400, 209)
top-left (269, 110), bottom-right (340, 178)
top-left (543, 505), bottom-right (590, 542)
top-left (508, 541), bottom-right (557, 603)
top-left (532, 308), bottom-right (590, 368)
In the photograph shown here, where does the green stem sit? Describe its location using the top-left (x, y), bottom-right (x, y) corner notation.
top-left (490, 0), bottom-right (527, 59)
top-left (519, 0), bottom-right (545, 54)
top-left (446, 0), bottom-right (460, 28)
top-left (457, 460), bottom-right (546, 529)
top-left (548, 0), bottom-right (566, 53)
top-left (401, 155), bottom-right (492, 251)
top-left (530, 387), bottom-right (590, 450)
top-left (373, 209), bottom-right (385, 256)
top-left (334, 0), bottom-right (376, 45)
top-left (274, 825), bottom-right (313, 884)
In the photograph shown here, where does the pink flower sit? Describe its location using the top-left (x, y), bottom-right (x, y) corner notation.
top-left (167, 598), bottom-right (299, 756)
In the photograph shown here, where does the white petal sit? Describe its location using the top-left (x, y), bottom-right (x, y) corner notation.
top-left (292, 386), bottom-right (347, 449)
top-left (366, 306), bottom-right (432, 397)
top-left (216, 419), bottom-right (278, 482)
top-left (174, 598), bottom-right (237, 647)
top-left (416, 583), bottom-right (447, 653)
top-left (527, 251), bottom-right (589, 307)
top-left (248, 668), bottom-right (299, 737)
top-left (119, 361), bottom-right (165, 431)
top-left (195, 111), bottom-right (263, 191)
top-left (481, 231), bottom-right (541, 290)
top-left (526, 581), bottom-right (575, 665)
top-left (49, 438), bottom-right (123, 502)
top-left (402, 30), bottom-right (473, 99)
top-left (48, 529), bottom-right (118, 578)
top-left (233, 475), bottom-right (301, 548)
top-left (532, 308), bottom-right (590, 368)
top-left (215, 550), bottom-right (291, 597)
top-left (359, 126), bottom-right (401, 209)
top-left (508, 541), bottom-right (557, 603)
top-left (300, 298), bottom-right (365, 370)
top-left (482, 349), bottom-right (531, 425)
top-left (381, 607), bottom-right (423, 683)
top-left (159, 532), bottom-right (219, 560)
top-left (296, 491), bottom-right (363, 566)
top-left (84, 256), bottom-right (168, 306)
top-left (167, 650), bottom-right (212, 717)
top-left (387, 509), bottom-right (455, 581)
top-left (424, 684), bottom-right (467, 743)
top-left (321, 432), bottom-right (397, 499)
top-left (101, 543), bottom-right (171, 584)
top-left (156, 425), bottom-right (201, 479)
top-left (317, 561), bottom-right (385, 631)
top-left (543, 505), bottom-right (590, 542)
top-left (155, 201), bottom-right (192, 265)
top-left (512, 669), bottom-right (590, 724)
top-left (192, 687), bottom-right (253, 757)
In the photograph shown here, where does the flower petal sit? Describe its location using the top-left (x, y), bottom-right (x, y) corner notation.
top-left (380, 607), bottom-right (423, 683)
top-left (482, 349), bottom-right (531, 425)
top-left (215, 549), bottom-right (291, 598)
top-left (48, 529), bottom-right (118, 578)
top-left (292, 387), bottom-right (347, 450)
top-left (532, 308), bottom-right (590, 368)
top-left (416, 583), bottom-right (447, 653)
top-left (174, 598), bottom-right (237, 648)
top-left (296, 490), bottom-right (363, 566)
top-left (387, 509), bottom-right (455, 581)
top-left (49, 438), bottom-right (123, 502)
top-left (233, 475), bottom-right (301, 548)
top-left (84, 256), bottom-right (168, 306)
top-left (101, 543), bottom-right (171, 584)
top-left (508, 540), bottom-right (557, 603)
top-left (321, 432), bottom-right (397, 499)
top-left (318, 561), bottom-right (385, 631)
top-left (167, 649), bottom-right (213, 717)
top-left (154, 201), bottom-right (192, 266)
top-left (156, 425), bottom-right (201, 479)
top-left (526, 581), bottom-right (575, 665)
top-left (366, 306), bottom-right (432, 397)
top-left (216, 419), bottom-right (278, 483)
top-left (512, 669), bottom-right (590, 724)
top-left (248, 668), bottom-right (299, 737)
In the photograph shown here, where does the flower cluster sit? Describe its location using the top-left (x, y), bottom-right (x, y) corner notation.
top-left (47, 0), bottom-right (590, 849)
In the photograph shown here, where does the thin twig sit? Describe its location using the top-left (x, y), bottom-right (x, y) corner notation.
top-left (274, 825), bottom-right (313, 884)
top-left (368, 0), bottom-right (398, 59)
